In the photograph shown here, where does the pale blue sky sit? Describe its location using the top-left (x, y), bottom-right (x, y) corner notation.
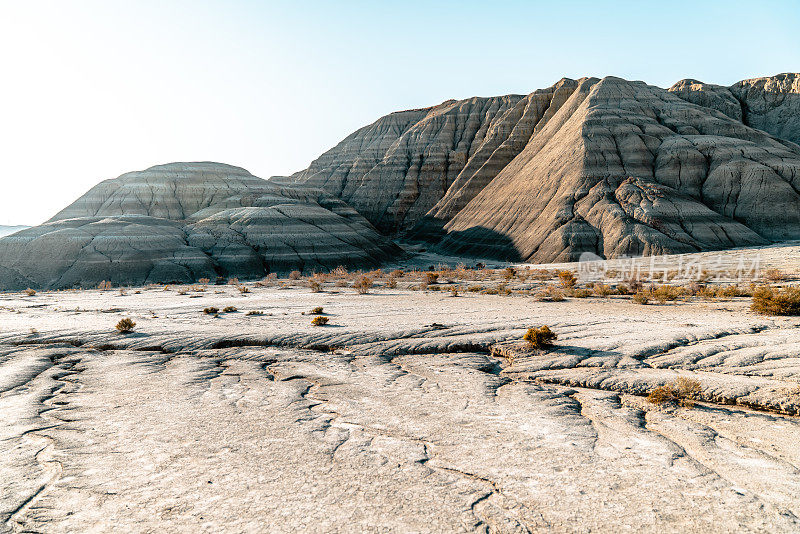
top-left (1, 0), bottom-right (798, 225)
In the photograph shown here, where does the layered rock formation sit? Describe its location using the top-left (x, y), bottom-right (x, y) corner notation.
top-left (289, 73), bottom-right (800, 262)
top-left (0, 163), bottom-right (399, 290)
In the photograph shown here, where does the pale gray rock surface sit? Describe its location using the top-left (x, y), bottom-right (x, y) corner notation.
top-left (0, 163), bottom-right (399, 290)
top-left (1, 274), bottom-right (800, 532)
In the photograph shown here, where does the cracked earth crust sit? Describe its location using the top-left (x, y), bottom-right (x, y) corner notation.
top-left (2, 285), bottom-right (800, 532)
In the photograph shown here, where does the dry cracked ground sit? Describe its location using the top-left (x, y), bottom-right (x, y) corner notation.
top-left (2, 278), bottom-right (800, 532)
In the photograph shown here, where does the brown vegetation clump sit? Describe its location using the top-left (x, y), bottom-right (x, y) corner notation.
top-left (503, 267), bottom-right (516, 281)
top-left (534, 286), bottom-right (565, 302)
top-left (425, 272), bottom-right (439, 285)
top-left (523, 325), bottom-right (557, 349)
top-left (115, 317), bottom-right (136, 334)
top-left (651, 284), bottom-right (685, 303)
top-left (203, 307), bottom-right (219, 315)
top-left (557, 270), bottom-right (577, 288)
top-left (386, 276), bottom-right (398, 289)
top-left (763, 268), bottom-right (785, 283)
top-left (354, 276), bottom-right (373, 294)
top-left (310, 280), bottom-right (322, 292)
top-left (228, 277), bottom-right (240, 286)
top-left (751, 285), bottom-right (800, 316)
top-left (310, 307), bottom-right (324, 315)
top-left (632, 291), bottom-right (650, 305)
top-left (647, 377), bottom-right (702, 408)
top-left (246, 310), bottom-right (264, 316)
top-left (288, 270), bottom-right (302, 281)
top-left (98, 280), bottom-right (112, 291)
top-left (222, 306), bottom-right (237, 313)
top-left (198, 278), bottom-right (210, 285)
top-left (593, 284), bottom-right (612, 297)
top-left (237, 285), bottom-right (250, 294)
top-left (311, 315), bottom-right (329, 326)
top-left (570, 288), bottom-right (591, 298)
top-left (24, 288), bottom-right (36, 296)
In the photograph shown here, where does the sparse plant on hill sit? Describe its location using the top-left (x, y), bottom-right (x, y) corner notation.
top-left (647, 377), bottom-right (702, 408)
top-left (311, 315), bottom-right (329, 326)
top-left (115, 317), bottom-right (136, 334)
top-left (354, 276), bottom-right (373, 294)
top-left (523, 325), bottom-right (557, 349)
top-left (557, 270), bottom-right (576, 288)
top-left (751, 285), bottom-right (800, 315)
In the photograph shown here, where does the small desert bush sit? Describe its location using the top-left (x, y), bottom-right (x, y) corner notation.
top-left (246, 310), bottom-right (264, 316)
top-left (203, 307), bottom-right (219, 315)
top-left (632, 291), bottom-right (650, 305)
top-left (288, 270), bottom-right (302, 281)
top-left (24, 288), bottom-right (36, 296)
top-left (651, 284), bottom-right (684, 303)
top-left (310, 280), bottom-right (322, 292)
top-left (557, 270), bottom-right (577, 288)
top-left (228, 277), bottom-right (240, 286)
top-left (450, 286), bottom-right (459, 297)
top-left (223, 306), bottom-right (237, 313)
top-left (98, 280), bottom-right (112, 291)
top-left (354, 276), bottom-right (373, 294)
top-left (523, 325), bottom-right (557, 349)
top-left (647, 377), bottom-right (702, 408)
top-left (593, 284), bottom-right (613, 297)
top-left (198, 278), bottom-right (210, 285)
top-left (467, 285), bottom-right (483, 292)
top-left (386, 276), bottom-right (398, 289)
top-left (570, 288), bottom-right (591, 298)
top-left (751, 285), bottom-right (800, 316)
top-left (310, 306), bottom-right (324, 315)
top-left (237, 285), bottom-right (250, 294)
top-left (389, 269), bottom-right (404, 278)
top-left (763, 268), bottom-right (785, 283)
top-left (115, 317), bottom-right (136, 334)
top-left (425, 272), bottom-right (439, 285)
top-left (311, 315), bottom-right (329, 326)
top-left (534, 286), bottom-right (565, 302)
top-left (503, 267), bottom-right (516, 281)
top-left (531, 269), bottom-right (553, 281)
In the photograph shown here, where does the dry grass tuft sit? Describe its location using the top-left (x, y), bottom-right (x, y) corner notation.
top-left (647, 377), bottom-right (702, 408)
top-left (557, 270), bottom-right (577, 288)
top-left (751, 285), bottom-right (800, 315)
top-left (354, 276), bottom-right (373, 294)
top-left (311, 315), bottom-right (329, 326)
top-left (523, 325), bottom-right (557, 349)
top-left (632, 291), bottom-right (650, 305)
top-left (115, 317), bottom-right (136, 334)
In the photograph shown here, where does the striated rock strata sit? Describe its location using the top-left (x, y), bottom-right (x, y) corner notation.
top-left (0, 163), bottom-right (399, 290)
top-left (288, 74), bottom-right (800, 262)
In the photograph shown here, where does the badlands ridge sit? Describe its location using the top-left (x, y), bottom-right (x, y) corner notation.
top-left (1, 73), bottom-right (799, 289)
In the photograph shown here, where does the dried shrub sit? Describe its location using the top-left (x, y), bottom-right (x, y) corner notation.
top-left (593, 284), bottom-right (613, 297)
top-left (289, 271), bottom-right (302, 281)
top-left (763, 268), bottom-right (785, 283)
top-left (557, 270), bottom-right (577, 288)
top-left (751, 285), bottom-right (800, 316)
top-left (310, 307), bottom-right (324, 315)
top-left (386, 276), bottom-right (398, 289)
top-left (115, 317), bottom-right (136, 334)
top-left (450, 287), bottom-right (459, 297)
top-left (467, 285), bottom-right (483, 292)
top-left (24, 288), bottom-right (36, 296)
top-left (354, 276), bottom-right (373, 294)
top-left (503, 267), bottom-right (516, 281)
top-left (98, 280), bottom-right (112, 291)
top-left (632, 291), bottom-right (650, 305)
top-left (311, 315), bottom-right (329, 326)
top-left (222, 306), bottom-right (237, 313)
top-left (203, 307), bottom-right (219, 315)
top-left (246, 310), bottom-right (264, 316)
top-left (523, 325), bottom-right (557, 349)
top-left (531, 269), bottom-right (553, 281)
top-left (237, 285), bottom-right (250, 294)
top-left (651, 284), bottom-right (684, 303)
top-left (425, 272), bottom-right (439, 285)
top-left (535, 286), bottom-right (565, 302)
top-left (389, 269), bottom-right (404, 278)
top-left (310, 280), bottom-right (322, 292)
top-left (331, 265), bottom-right (348, 277)
top-left (198, 278), bottom-right (210, 285)
top-left (647, 377), bottom-right (702, 408)
top-left (228, 277), bottom-right (240, 286)
top-left (570, 288), bottom-right (591, 298)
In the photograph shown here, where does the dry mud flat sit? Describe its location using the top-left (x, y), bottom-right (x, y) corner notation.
top-left (2, 283), bottom-right (800, 533)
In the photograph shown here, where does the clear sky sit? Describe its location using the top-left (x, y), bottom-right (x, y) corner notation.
top-left (1, 0), bottom-right (798, 225)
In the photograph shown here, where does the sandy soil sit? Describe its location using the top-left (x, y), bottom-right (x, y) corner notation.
top-left (2, 268), bottom-right (800, 532)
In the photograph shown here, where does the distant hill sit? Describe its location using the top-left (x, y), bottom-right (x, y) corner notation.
top-left (0, 225), bottom-right (29, 238)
